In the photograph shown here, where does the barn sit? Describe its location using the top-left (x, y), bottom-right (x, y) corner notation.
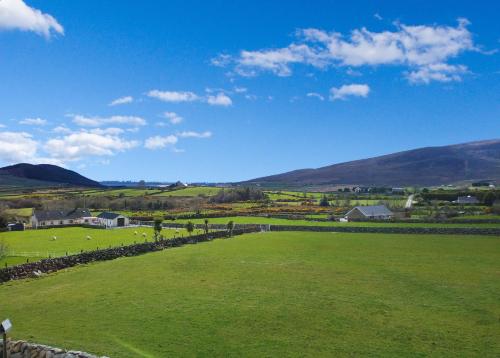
top-left (97, 212), bottom-right (130, 228)
top-left (345, 205), bottom-right (393, 220)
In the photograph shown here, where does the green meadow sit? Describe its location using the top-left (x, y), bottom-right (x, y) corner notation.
top-left (165, 215), bottom-right (500, 228)
top-left (0, 227), bottom-right (191, 267)
top-left (0, 231), bottom-right (498, 357)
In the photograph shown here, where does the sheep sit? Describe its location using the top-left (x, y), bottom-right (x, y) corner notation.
top-left (134, 231), bottom-right (138, 235)
top-left (142, 232), bottom-right (147, 238)
top-left (86, 235), bottom-right (92, 240)
top-left (52, 236), bottom-right (57, 241)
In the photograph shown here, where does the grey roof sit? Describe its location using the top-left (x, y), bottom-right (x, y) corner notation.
top-left (347, 205), bottom-right (393, 217)
top-left (33, 208), bottom-right (91, 221)
top-left (455, 196), bottom-right (479, 204)
top-left (97, 212), bottom-right (123, 220)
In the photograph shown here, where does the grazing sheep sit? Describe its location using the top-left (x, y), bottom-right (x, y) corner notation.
top-left (142, 233), bottom-right (147, 237)
top-left (134, 231), bottom-right (138, 235)
top-left (86, 235), bottom-right (92, 240)
top-left (52, 236), bottom-right (57, 241)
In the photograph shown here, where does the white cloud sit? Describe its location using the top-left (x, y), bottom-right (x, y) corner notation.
top-left (19, 117), bottom-right (47, 126)
top-left (406, 63), bottom-right (468, 84)
top-left (45, 132), bottom-right (139, 161)
top-left (177, 131), bottom-right (212, 138)
top-left (109, 96), bottom-right (133, 106)
top-left (0, 131), bottom-right (61, 165)
top-left (0, 0), bottom-right (64, 37)
top-left (222, 19), bottom-right (479, 83)
top-left (144, 135), bottom-right (178, 150)
top-left (71, 114), bottom-right (146, 127)
top-left (211, 54), bottom-right (232, 67)
top-left (330, 84), bottom-right (370, 101)
top-left (53, 125), bottom-right (72, 134)
top-left (306, 92), bottom-right (325, 101)
top-left (163, 112), bottom-right (183, 124)
top-left (234, 86), bottom-right (248, 93)
top-left (147, 90), bottom-right (199, 103)
top-left (207, 93), bottom-right (232, 106)
top-left (88, 127), bottom-right (125, 135)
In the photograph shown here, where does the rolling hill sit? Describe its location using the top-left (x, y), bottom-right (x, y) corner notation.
top-left (0, 163), bottom-right (103, 188)
top-left (243, 139), bottom-right (500, 187)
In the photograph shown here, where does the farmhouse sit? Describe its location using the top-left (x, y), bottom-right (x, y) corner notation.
top-left (345, 205), bottom-right (393, 220)
top-left (97, 212), bottom-right (130, 228)
top-left (454, 195), bottom-right (479, 204)
top-left (31, 208), bottom-right (92, 229)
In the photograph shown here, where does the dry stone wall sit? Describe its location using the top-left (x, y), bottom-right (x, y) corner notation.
top-left (0, 340), bottom-right (107, 358)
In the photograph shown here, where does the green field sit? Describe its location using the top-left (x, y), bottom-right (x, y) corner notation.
top-left (0, 227), bottom-right (191, 267)
top-left (165, 215), bottom-right (500, 228)
top-left (0, 231), bottom-right (498, 357)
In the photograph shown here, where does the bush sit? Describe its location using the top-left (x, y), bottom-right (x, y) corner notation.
top-left (211, 187), bottom-right (266, 203)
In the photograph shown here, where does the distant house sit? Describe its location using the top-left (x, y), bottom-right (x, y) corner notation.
top-left (454, 196), bottom-right (479, 204)
top-left (31, 208), bottom-right (91, 229)
top-left (345, 205), bottom-right (393, 220)
top-left (97, 212), bottom-right (130, 228)
top-left (391, 187), bottom-right (405, 194)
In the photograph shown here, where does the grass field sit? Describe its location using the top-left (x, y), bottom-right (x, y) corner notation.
top-left (0, 227), bottom-right (191, 267)
top-left (164, 215), bottom-right (500, 228)
top-left (0, 231), bottom-right (498, 357)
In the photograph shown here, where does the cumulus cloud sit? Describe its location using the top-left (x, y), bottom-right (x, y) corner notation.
top-left (217, 18), bottom-right (479, 83)
top-left (147, 90), bottom-right (199, 103)
top-left (19, 117), bottom-right (47, 126)
top-left (144, 135), bottom-right (178, 150)
top-left (45, 131), bottom-right (139, 161)
top-left (0, 131), bottom-right (38, 163)
top-left (177, 131), bottom-right (212, 138)
top-left (109, 96), bottom-right (133, 106)
top-left (71, 114), bottom-right (146, 127)
top-left (207, 93), bottom-right (232, 106)
top-left (0, 0), bottom-right (64, 37)
top-left (306, 92), bottom-right (325, 101)
top-left (53, 125), bottom-right (72, 134)
top-left (163, 112), bottom-right (183, 124)
top-left (330, 84), bottom-right (370, 100)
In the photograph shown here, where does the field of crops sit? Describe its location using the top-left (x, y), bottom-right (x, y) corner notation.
top-left (0, 231), bottom-right (498, 357)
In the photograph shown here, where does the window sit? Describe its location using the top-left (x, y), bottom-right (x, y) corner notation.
top-left (59, 221), bottom-right (64, 225)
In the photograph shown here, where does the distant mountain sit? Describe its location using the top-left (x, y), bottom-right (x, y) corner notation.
top-left (0, 163), bottom-right (103, 188)
top-left (243, 139), bottom-right (500, 187)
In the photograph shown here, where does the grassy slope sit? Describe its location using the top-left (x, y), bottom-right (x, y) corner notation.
top-left (0, 227), bottom-right (191, 267)
top-left (165, 216), bottom-right (500, 228)
top-left (0, 232), bottom-right (498, 357)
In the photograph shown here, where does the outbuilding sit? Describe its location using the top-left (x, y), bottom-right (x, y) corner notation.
top-left (345, 205), bottom-right (393, 220)
top-left (97, 212), bottom-right (130, 228)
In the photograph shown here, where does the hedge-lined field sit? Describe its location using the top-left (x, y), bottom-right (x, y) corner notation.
top-left (164, 215), bottom-right (500, 228)
top-left (0, 227), bottom-right (191, 267)
top-left (0, 231), bottom-right (498, 357)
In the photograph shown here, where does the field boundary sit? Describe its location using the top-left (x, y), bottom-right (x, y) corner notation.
top-left (0, 227), bottom-right (260, 284)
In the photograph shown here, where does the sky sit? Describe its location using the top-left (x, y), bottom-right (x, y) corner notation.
top-left (0, 0), bottom-right (499, 182)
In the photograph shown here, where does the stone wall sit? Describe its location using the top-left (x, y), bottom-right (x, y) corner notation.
top-left (0, 227), bottom-right (259, 284)
top-left (0, 340), bottom-right (106, 358)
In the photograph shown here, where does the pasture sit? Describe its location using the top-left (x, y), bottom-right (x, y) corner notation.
top-left (0, 231), bottom-right (498, 357)
top-left (0, 227), bottom-right (190, 267)
top-left (164, 215), bottom-right (500, 228)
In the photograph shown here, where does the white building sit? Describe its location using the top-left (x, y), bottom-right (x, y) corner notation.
top-left (97, 212), bottom-right (130, 228)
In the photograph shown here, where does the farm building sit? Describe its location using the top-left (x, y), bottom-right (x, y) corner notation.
top-left (97, 212), bottom-right (130, 228)
top-left (31, 208), bottom-right (92, 229)
top-left (454, 196), bottom-right (479, 204)
top-left (7, 222), bottom-right (25, 231)
top-left (345, 205), bottom-right (393, 220)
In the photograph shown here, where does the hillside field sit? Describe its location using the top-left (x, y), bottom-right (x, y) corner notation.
top-left (0, 232), bottom-right (498, 357)
top-left (0, 227), bottom-right (191, 267)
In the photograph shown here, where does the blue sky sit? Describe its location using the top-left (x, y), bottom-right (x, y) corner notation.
top-left (0, 0), bottom-right (499, 182)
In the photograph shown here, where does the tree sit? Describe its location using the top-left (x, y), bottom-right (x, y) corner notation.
top-left (185, 221), bottom-right (195, 236)
top-left (482, 192), bottom-right (496, 206)
top-left (0, 211), bottom-right (8, 229)
top-left (203, 219), bottom-right (209, 237)
top-left (319, 195), bottom-right (330, 207)
top-left (227, 220), bottom-right (234, 237)
top-left (153, 217), bottom-right (163, 241)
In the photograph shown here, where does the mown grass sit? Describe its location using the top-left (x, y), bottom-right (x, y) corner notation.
top-left (0, 227), bottom-right (191, 267)
top-left (164, 215), bottom-right (500, 228)
top-left (0, 231), bottom-right (498, 357)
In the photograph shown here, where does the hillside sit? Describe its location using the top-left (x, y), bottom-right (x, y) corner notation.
top-left (0, 163), bottom-right (103, 188)
top-left (243, 139), bottom-right (500, 187)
